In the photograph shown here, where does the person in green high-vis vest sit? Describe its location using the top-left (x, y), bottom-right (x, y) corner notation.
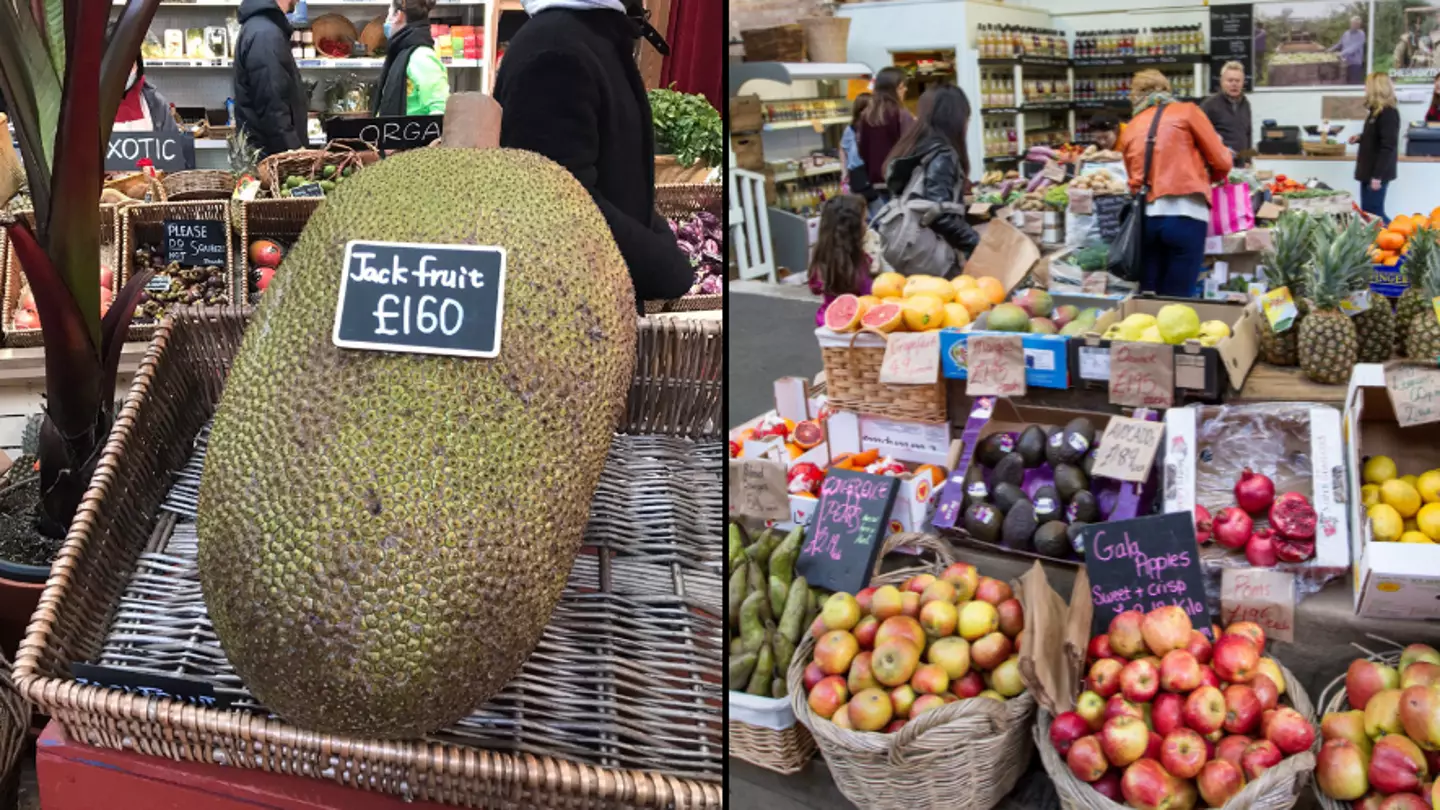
top-left (374, 0), bottom-right (449, 116)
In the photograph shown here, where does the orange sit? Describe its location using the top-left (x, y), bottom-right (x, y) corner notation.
top-left (976, 276), bottom-right (1006, 305)
top-left (1430, 206), bottom-right (1440, 223)
top-left (785, 443), bottom-right (804, 460)
top-left (1377, 231), bottom-right (1406, 252)
top-left (913, 464), bottom-right (946, 486)
top-left (942, 302), bottom-right (971, 329)
top-left (872, 272), bottom-right (906, 299)
top-left (901, 294), bottom-right (945, 331)
top-left (1391, 217), bottom-right (1416, 238)
top-left (950, 275), bottom-right (980, 294)
top-left (957, 288), bottom-right (992, 318)
top-left (1385, 256), bottom-right (1401, 266)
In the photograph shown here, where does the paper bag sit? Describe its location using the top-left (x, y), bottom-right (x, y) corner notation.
top-left (965, 217), bottom-right (1040, 297)
top-left (1018, 562), bottom-right (1091, 715)
top-left (1209, 182), bottom-right (1256, 237)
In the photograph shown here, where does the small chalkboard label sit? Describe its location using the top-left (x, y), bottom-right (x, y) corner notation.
top-left (1080, 512), bottom-right (1211, 636)
top-left (797, 468), bottom-right (898, 595)
top-left (291, 182), bottom-right (325, 198)
top-left (333, 240), bottom-right (507, 359)
top-left (324, 115), bottom-right (443, 153)
top-left (163, 219), bottom-right (227, 267)
top-left (71, 662), bottom-right (233, 709)
top-left (106, 132), bottom-right (196, 172)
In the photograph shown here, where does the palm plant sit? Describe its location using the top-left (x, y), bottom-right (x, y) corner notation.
top-left (0, 0), bottom-right (162, 539)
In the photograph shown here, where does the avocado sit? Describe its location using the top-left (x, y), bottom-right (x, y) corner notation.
top-left (1067, 521), bottom-right (1091, 557)
top-left (1081, 449), bottom-right (1097, 477)
top-left (1067, 490), bottom-right (1101, 523)
top-left (964, 502), bottom-right (1003, 544)
top-left (1002, 500), bottom-right (1039, 551)
top-left (961, 465), bottom-right (989, 512)
top-left (1044, 428), bottom-right (1067, 467)
top-left (1053, 463), bottom-right (1089, 503)
top-left (992, 482), bottom-right (1027, 514)
top-left (1016, 425), bottom-right (1048, 468)
top-left (1033, 521), bottom-right (1071, 558)
top-left (976, 433), bottom-right (1016, 468)
top-left (1032, 485), bottom-right (1063, 524)
top-left (1057, 417), bottom-right (1097, 464)
top-left (992, 452), bottom-right (1026, 488)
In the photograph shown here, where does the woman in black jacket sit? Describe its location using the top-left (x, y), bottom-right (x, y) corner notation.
top-left (882, 85), bottom-right (980, 275)
top-left (1349, 72), bottom-right (1400, 221)
top-left (233, 0), bottom-right (308, 157)
top-left (494, 0), bottom-right (691, 307)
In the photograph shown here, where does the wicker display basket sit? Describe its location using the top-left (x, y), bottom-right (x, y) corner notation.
top-left (1036, 661), bottom-right (1317, 810)
top-left (234, 197), bottom-right (322, 302)
top-left (786, 533), bottom-right (1037, 810)
top-left (13, 307), bottom-right (724, 809)
top-left (645, 183), bottom-right (722, 314)
top-left (118, 200), bottom-right (236, 343)
top-left (741, 24), bottom-right (805, 62)
top-left (2, 204), bottom-right (128, 348)
top-left (257, 139), bottom-right (379, 197)
top-left (820, 328), bottom-right (947, 422)
top-left (162, 170), bottom-right (235, 201)
top-left (800, 16), bottom-right (851, 63)
top-left (1312, 640), bottom-right (1403, 810)
top-left (729, 707), bottom-right (817, 775)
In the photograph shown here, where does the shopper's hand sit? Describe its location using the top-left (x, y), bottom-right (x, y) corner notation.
top-left (1349, 134), bottom-right (1361, 144)
top-left (1371, 178), bottom-right (1383, 191)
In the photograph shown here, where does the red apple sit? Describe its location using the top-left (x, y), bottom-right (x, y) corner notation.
top-left (803, 662), bottom-right (826, 693)
top-left (1197, 759), bottom-right (1246, 807)
top-left (1051, 711), bottom-right (1091, 756)
top-left (1109, 610), bottom-right (1147, 659)
top-left (1224, 621), bottom-right (1266, 651)
top-left (1106, 695), bottom-right (1144, 723)
top-left (1153, 693), bottom-right (1185, 737)
top-left (1251, 672), bottom-right (1280, 712)
top-left (1089, 657), bottom-right (1124, 698)
top-left (900, 592), bottom-right (921, 618)
top-left (918, 599), bottom-right (958, 638)
top-left (1355, 794), bottom-right (1387, 810)
top-left (910, 663), bottom-right (949, 695)
top-left (1370, 733), bottom-right (1428, 795)
top-left (939, 562), bottom-right (979, 601)
top-left (1184, 686), bottom-right (1227, 735)
top-left (872, 640), bottom-right (921, 688)
top-left (855, 587), bottom-right (877, 615)
top-left (1199, 665), bottom-right (1222, 689)
top-left (951, 671), bottom-right (985, 699)
top-left (1121, 758), bottom-right (1179, 810)
top-left (1240, 739), bottom-right (1283, 780)
top-left (809, 615), bottom-right (827, 639)
top-left (902, 574), bottom-right (936, 594)
top-left (1215, 734), bottom-right (1253, 769)
top-left (1402, 643), bottom-right (1440, 670)
top-left (910, 694), bottom-right (946, 718)
top-left (854, 615), bottom-right (880, 649)
top-left (1089, 634), bottom-right (1115, 664)
top-left (1212, 634), bottom-right (1260, 683)
top-left (974, 576), bottom-right (1012, 605)
top-left (1316, 737), bottom-right (1370, 801)
top-left (927, 636), bottom-right (971, 680)
top-left (1076, 690), bottom-right (1107, 731)
top-left (883, 719), bottom-right (907, 734)
top-left (1185, 630), bottom-right (1213, 665)
top-left (919, 579), bottom-right (957, 606)
top-left (972, 632), bottom-right (1014, 671)
top-left (1067, 734), bottom-right (1110, 782)
top-left (1402, 662), bottom-right (1440, 690)
top-left (814, 630), bottom-right (860, 675)
top-left (848, 688), bottom-right (894, 731)
top-left (1379, 794), bottom-right (1430, 810)
top-left (1265, 706), bottom-right (1315, 755)
top-left (847, 651), bottom-right (881, 694)
top-left (1145, 731), bottom-right (1164, 763)
top-left (1161, 728), bottom-right (1209, 779)
top-left (870, 585), bottom-right (904, 620)
top-left (830, 702), bottom-right (853, 729)
top-left (1101, 715), bottom-right (1151, 768)
top-left (1092, 769), bottom-right (1123, 801)
top-left (889, 684), bottom-right (916, 719)
top-left (808, 675), bottom-right (849, 719)
top-left (1120, 658), bottom-right (1161, 703)
top-left (1401, 683), bottom-right (1440, 751)
top-left (1347, 659), bottom-right (1401, 711)
top-left (875, 616), bottom-right (926, 653)
top-left (1141, 605), bottom-right (1193, 657)
top-left (1321, 709), bottom-right (1372, 753)
top-left (1223, 684), bottom-right (1263, 735)
top-left (996, 598), bottom-right (1024, 638)
top-left (1160, 649), bottom-right (1203, 693)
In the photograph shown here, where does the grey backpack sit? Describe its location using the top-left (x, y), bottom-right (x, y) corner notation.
top-left (872, 148), bottom-right (968, 278)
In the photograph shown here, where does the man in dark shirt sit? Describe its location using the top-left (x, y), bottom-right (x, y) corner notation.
top-left (1200, 61), bottom-right (1252, 165)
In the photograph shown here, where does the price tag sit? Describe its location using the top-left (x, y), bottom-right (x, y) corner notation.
top-left (1220, 568), bottom-right (1296, 644)
top-left (966, 334), bottom-right (1027, 396)
top-left (1260, 286), bottom-right (1298, 333)
top-left (1088, 416), bottom-right (1165, 483)
top-left (1341, 289), bottom-right (1371, 317)
top-left (1079, 345), bottom-right (1111, 379)
top-left (163, 219), bottom-right (227, 267)
top-left (1042, 159), bottom-right (1067, 183)
top-left (72, 662), bottom-right (232, 709)
top-left (1108, 342), bottom-right (1174, 408)
top-left (290, 182), bottom-right (325, 198)
top-left (797, 469), bottom-right (900, 594)
top-left (325, 115), bottom-right (443, 152)
top-left (879, 332), bottom-right (941, 385)
top-left (728, 459), bottom-right (791, 522)
top-left (1082, 512), bottom-right (1211, 635)
top-left (1386, 364), bottom-right (1440, 427)
top-left (232, 177), bottom-right (261, 202)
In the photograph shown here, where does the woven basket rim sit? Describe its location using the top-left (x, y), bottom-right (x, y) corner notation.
top-left (1312, 644), bottom-right (1403, 810)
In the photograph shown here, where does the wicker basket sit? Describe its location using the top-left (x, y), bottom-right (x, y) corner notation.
top-left (2, 205), bottom-right (128, 348)
top-left (1312, 641), bottom-right (1403, 810)
top-left (800, 17), bottom-right (851, 63)
top-left (234, 197), bottom-right (322, 303)
top-left (162, 170), bottom-right (235, 201)
top-left (655, 156), bottom-right (714, 186)
top-left (742, 24), bottom-right (805, 62)
top-left (786, 533), bottom-right (1037, 810)
top-left (257, 140), bottom-right (378, 196)
top-left (729, 712), bottom-right (817, 775)
top-left (1037, 661), bottom-right (1317, 810)
top-left (118, 200), bottom-right (236, 343)
top-left (820, 328), bottom-right (947, 422)
top-left (655, 183), bottom-right (721, 221)
top-left (1301, 140), bottom-right (1346, 157)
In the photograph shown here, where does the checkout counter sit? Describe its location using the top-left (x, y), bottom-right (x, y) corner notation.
top-left (1253, 121), bottom-right (1440, 217)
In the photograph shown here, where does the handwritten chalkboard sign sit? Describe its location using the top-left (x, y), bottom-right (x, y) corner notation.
top-left (71, 662), bottom-right (233, 709)
top-left (163, 219), bottom-right (227, 267)
top-left (1093, 194), bottom-right (1130, 243)
top-left (797, 468), bottom-right (898, 595)
top-left (324, 115), bottom-right (443, 153)
top-left (1080, 512), bottom-right (1211, 636)
top-left (333, 240), bottom-right (507, 359)
top-left (291, 182), bottom-right (325, 198)
top-left (1209, 5), bottom-right (1253, 94)
top-left (106, 132), bottom-right (196, 172)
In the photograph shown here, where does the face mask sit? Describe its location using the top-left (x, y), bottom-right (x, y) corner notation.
top-left (383, 20), bottom-right (392, 37)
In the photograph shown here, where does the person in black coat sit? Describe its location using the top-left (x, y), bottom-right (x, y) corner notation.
top-left (1349, 72), bottom-right (1401, 221)
top-left (883, 86), bottom-right (981, 262)
top-left (494, 0), bottom-right (692, 307)
top-left (234, 0), bottom-right (309, 157)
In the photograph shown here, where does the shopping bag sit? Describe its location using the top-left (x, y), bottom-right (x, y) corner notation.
top-left (1209, 182), bottom-right (1256, 237)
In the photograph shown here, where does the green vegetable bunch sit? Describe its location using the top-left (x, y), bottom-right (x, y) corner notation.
top-left (648, 86), bottom-right (723, 169)
top-left (1043, 183), bottom-right (1069, 208)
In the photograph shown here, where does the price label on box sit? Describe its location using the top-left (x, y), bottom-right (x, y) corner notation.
top-left (966, 335), bottom-right (1026, 396)
top-left (1109, 343), bottom-right (1174, 408)
top-left (1089, 416), bottom-right (1165, 482)
top-left (879, 332), bottom-right (940, 385)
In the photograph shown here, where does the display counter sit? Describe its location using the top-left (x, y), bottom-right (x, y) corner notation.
top-left (1254, 153), bottom-right (1440, 217)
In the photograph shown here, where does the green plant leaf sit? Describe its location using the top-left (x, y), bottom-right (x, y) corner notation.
top-left (648, 86), bottom-right (721, 168)
top-left (0, 0), bottom-right (61, 204)
top-left (38, 0), bottom-right (65, 78)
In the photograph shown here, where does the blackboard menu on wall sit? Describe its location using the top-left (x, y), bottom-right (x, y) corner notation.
top-left (1209, 4), bottom-right (1254, 93)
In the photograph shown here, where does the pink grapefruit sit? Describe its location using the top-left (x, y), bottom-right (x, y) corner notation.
top-left (824, 294), bottom-right (864, 332)
top-left (861, 303), bottom-right (904, 333)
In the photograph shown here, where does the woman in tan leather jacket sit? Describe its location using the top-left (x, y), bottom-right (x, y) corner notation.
top-left (1118, 70), bottom-right (1233, 297)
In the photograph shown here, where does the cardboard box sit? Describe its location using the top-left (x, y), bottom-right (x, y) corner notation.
top-left (1345, 364), bottom-right (1440, 619)
top-left (730, 94), bottom-right (763, 134)
top-left (732, 134), bottom-right (763, 172)
top-left (1162, 403), bottom-right (1350, 576)
top-left (939, 329), bottom-right (1071, 389)
top-left (1069, 296), bottom-right (1260, 403)
top-left (1372, 261), bottom-right (1407, 298)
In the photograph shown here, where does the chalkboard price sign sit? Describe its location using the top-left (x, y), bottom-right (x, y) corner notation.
top-left (797, 468), bottom-right (899, 595)
top-left (1209, 4), bottom-right (1254, 93)
top-left (333, 240), bottom-right (507, 359)
top-left (1080, 512), bottom-right (1211, 636)
top-left (71, 662), bottom-right (233, 709)
top-left (163, 219), bottom-right (227, 267)
top-left (324, 115), bottom-right (443, 153)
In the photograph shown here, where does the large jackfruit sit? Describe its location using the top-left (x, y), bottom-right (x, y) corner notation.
top-left (196, 148), bottom-right (636, 738)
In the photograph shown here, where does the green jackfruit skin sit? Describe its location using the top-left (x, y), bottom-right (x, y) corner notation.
top-left (197, 148), bottom-right (636, 739)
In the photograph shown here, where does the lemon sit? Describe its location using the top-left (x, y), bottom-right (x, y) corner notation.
top-left (1370, 503), bottom-right (1404, 541)
top-left (1382, 479), bottom-right (1423, 518)
top-left (1362, 484), bottom-right (1382, 508)
top-left (1401, 531), bottom-right (1435, 544)
top-left (1157, 304), bottom-right (1202, 344)
top-left (1420, 471), bottom-right (1440, 504)
top-left (1419, 502), bottom-right (1440, 540)
top-left (1140, 325), bottom-right (1164, 343)
top-left (1197, 320), bottom-right (1231, 347)
top-left (1403, 474), bottom-right (1420, 490)
top-left (1122, 313), bottom-right (1157, 329)
top-left (1364, 455), bottom-right (1398, 485)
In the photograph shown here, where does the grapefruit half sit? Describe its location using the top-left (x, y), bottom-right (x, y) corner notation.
top-left (860, 303), bottom-right (904, 333)
top-left (823, 294), bottom-right (864, 332)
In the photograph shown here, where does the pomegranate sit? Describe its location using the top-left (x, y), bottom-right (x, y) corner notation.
top-left (787, 462), bottom-right (824, 496)
top-left (1234, 469), bottom-right (1276, 514)
top-left (1212, 507), bottom-right (1254, 550)
top-left (1245, 529), bottom-right (1278, 567)
top-left (1269, 492), bottom-right (1317, 541)
top-left (1194, 505), bottom-right (1213, 544)
top-left (1274, 537), bottom-right (1315, 563)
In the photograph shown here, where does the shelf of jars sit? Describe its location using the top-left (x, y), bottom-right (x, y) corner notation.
top-left (759, 98), bottom-right (851, 131)
top-left (1071, 26), bottom-right (1206, 62)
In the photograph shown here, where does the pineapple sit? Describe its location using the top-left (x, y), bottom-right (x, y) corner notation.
top-left (1405, 241), bottom-right (1440, 361)
top-left (1396, 226), bottom-right (1439, 355)
top-left (1299, 217), bottom-right (1368, 384)
top-left (228, 130), bottom-right (262, 179)
top-left (1258, 211), bottom-right (1317, 366)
